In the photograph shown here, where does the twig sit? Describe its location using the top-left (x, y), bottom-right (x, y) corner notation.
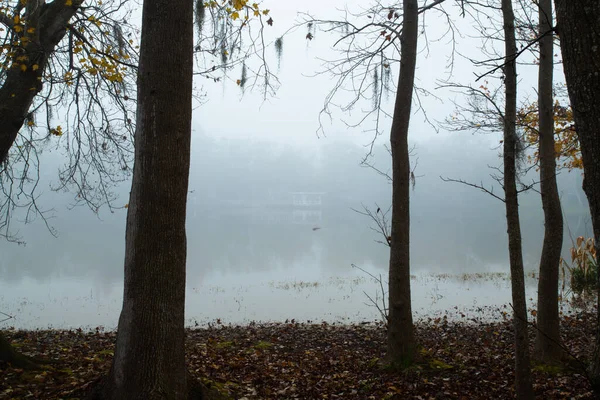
top-left (0, 310), bottom-right (14, 325)
top-left (440, 176), bottom-right (505, 202)
top-left (351, 263), bottom-right (388, 324)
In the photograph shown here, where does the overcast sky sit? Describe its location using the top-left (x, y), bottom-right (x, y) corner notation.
top-left (193, 0), bottom-right (554, 150)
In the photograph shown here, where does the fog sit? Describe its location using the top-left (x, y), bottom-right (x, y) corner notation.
top-left (0, 0), bottom-right (591, 329)
top-left (0, 130), bottom-right (591, 328)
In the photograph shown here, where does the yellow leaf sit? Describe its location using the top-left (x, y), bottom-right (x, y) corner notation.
top-left (27, 27), bottom-right (35, 33)
top-left (32, 64), bottom-right (39, 71)
top-left (14, 25), bottom-right (23, 33)
top-left (20, 64), bottom-right (26, 71)
top-left (65, 0), bottom-right (72, 5)
top-left (232, 0), bottom-right (246, 10)
top-left (236, 79), bottom-right (241, 85)
top-left (231, 11), bottom-right (239, 20)
top-left (51, 126), bottom-right (63, 136)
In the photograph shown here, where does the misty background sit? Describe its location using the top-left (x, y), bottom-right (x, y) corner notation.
top-left (0, 0), bottom-right (591, 328)
top-left (0, 130), bottom-right (591, 328)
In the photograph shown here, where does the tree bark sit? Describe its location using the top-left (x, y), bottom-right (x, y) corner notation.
top-left (0, 0), bottom-right (82, 164)
top-left (386, 0), bottom-right (417, 367)
top-left (534, 0), bottom-right (564, 364)
top-left (501, 0), bottom-right (534, 398)
top-left (554, 1), bottom-right (600, 394)
top-left (101, 0), bottom-right (194, 398)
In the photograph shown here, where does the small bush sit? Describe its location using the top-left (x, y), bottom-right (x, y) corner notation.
top-left (561, 236), bottom-right (597, 296)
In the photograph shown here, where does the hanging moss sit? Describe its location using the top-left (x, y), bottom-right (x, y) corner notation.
top-left (274, 36), bottom-right (283, 70)
top-left (195, 0), bottom-right (206, 38)
top-left (372, 68), bottom-right (379, 110)
top-left (113, 24), bottom-right (126, 55)
top-left (307, 22), bottom-right (315, 39)
top-left (383, 57), bottom-right (392, 100)
top-left (239, 62), bottom-right (247, 91)
top-left (220, 45), bottom-right (228, 66)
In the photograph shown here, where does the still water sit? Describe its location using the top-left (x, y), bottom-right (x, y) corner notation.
top-left (0, 200), bottom-right (585, 330)
top-left (0, 139), bottom-right (592, 330)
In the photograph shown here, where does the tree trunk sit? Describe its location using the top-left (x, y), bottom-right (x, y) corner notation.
top-left (386, 0), bottom-right (417, 367)
top-left (534, 0), bottom-right (564, 364)
top-left (101, 0), bottom-right (194, 398)
top-left (554, 1), bottom-right (600, 394)
top-left (501, 0), bottom-right (534, 398)
top-left (0, 1), bottom-right (82, 164)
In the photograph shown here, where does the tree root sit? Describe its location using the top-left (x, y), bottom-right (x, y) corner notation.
top-left (0, 331), bottom-right (54, 370)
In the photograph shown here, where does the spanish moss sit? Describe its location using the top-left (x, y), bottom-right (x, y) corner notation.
top-left (240, 62), bottom-right (247, 91)
top-left (372, 68), bottom-right (380, 110)
top-left (274, 37), bottom-right (283, 70)
top-left (112, 24), bottom-right (126, 56)
top-left (195, 0), bottom-right (205, 38)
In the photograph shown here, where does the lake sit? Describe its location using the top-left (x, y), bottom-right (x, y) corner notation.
top-left (0, 138), bottom-right (592, 330)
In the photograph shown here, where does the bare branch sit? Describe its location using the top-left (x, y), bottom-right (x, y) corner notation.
top-left (440, 175), bottom-right (506, 202)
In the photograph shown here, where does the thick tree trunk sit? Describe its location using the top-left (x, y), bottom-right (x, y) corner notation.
top-left (534, 0), bottom-right (564, 364)
top-left (386, 0), bottom-right (417, 367)
top-left (0, 1), bottom-right (82, 164)
top-left (501, 1), bottom-right (534, 398)
top-left (554, 1), bottom-right (600, 394)
top-left (101, 0), bottom-right (194, 398)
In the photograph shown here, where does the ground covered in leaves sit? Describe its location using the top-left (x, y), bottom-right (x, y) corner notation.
top-left (0, 307), bottom-right (596, 399)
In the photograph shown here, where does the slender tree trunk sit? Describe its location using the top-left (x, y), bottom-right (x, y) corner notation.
top-left (534, 0), bottom-right (564, 364)
top-left (0, 1), bottom-right (82, 164)
top-left (554, 1), bottom-right (600, 395)
top-left (501, 0), bottom-right (534, 398)
top-left (387, 0), bottom-right (417, 367)
top-left (101, 0), bottom-right (194, 398)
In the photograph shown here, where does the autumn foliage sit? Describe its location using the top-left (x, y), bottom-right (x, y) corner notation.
top-left (518, 99), bottom-right (581, 170)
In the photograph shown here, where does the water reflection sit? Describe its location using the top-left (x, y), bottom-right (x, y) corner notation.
top-left (0, 136), bottom-right (592, 329)
top-left (0, 272), bottom-right (539, 330)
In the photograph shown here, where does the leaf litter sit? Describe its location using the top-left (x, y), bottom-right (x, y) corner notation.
top-left (0, 307), bottom-right (595, 399)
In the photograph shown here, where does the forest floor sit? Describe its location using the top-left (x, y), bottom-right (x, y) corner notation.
top-left (0, 306), bottom-right (596, 400)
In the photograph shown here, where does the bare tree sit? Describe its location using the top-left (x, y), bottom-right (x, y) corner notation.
top-left (501, 0), bottom-right (534, 397)
top-left (533, 0), bottom-right (564, 364)
top-left (439, 0), bottom-right (534, 396)
top-left (554, 1), bottom-right (600, 395)
top-left (300, 0), bottom-right (455, 367)
top-left (385, 0), bottom-right (419, 366)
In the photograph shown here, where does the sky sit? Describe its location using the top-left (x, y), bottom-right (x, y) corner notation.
top-left (193, 0), bottom-right (556, 150)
